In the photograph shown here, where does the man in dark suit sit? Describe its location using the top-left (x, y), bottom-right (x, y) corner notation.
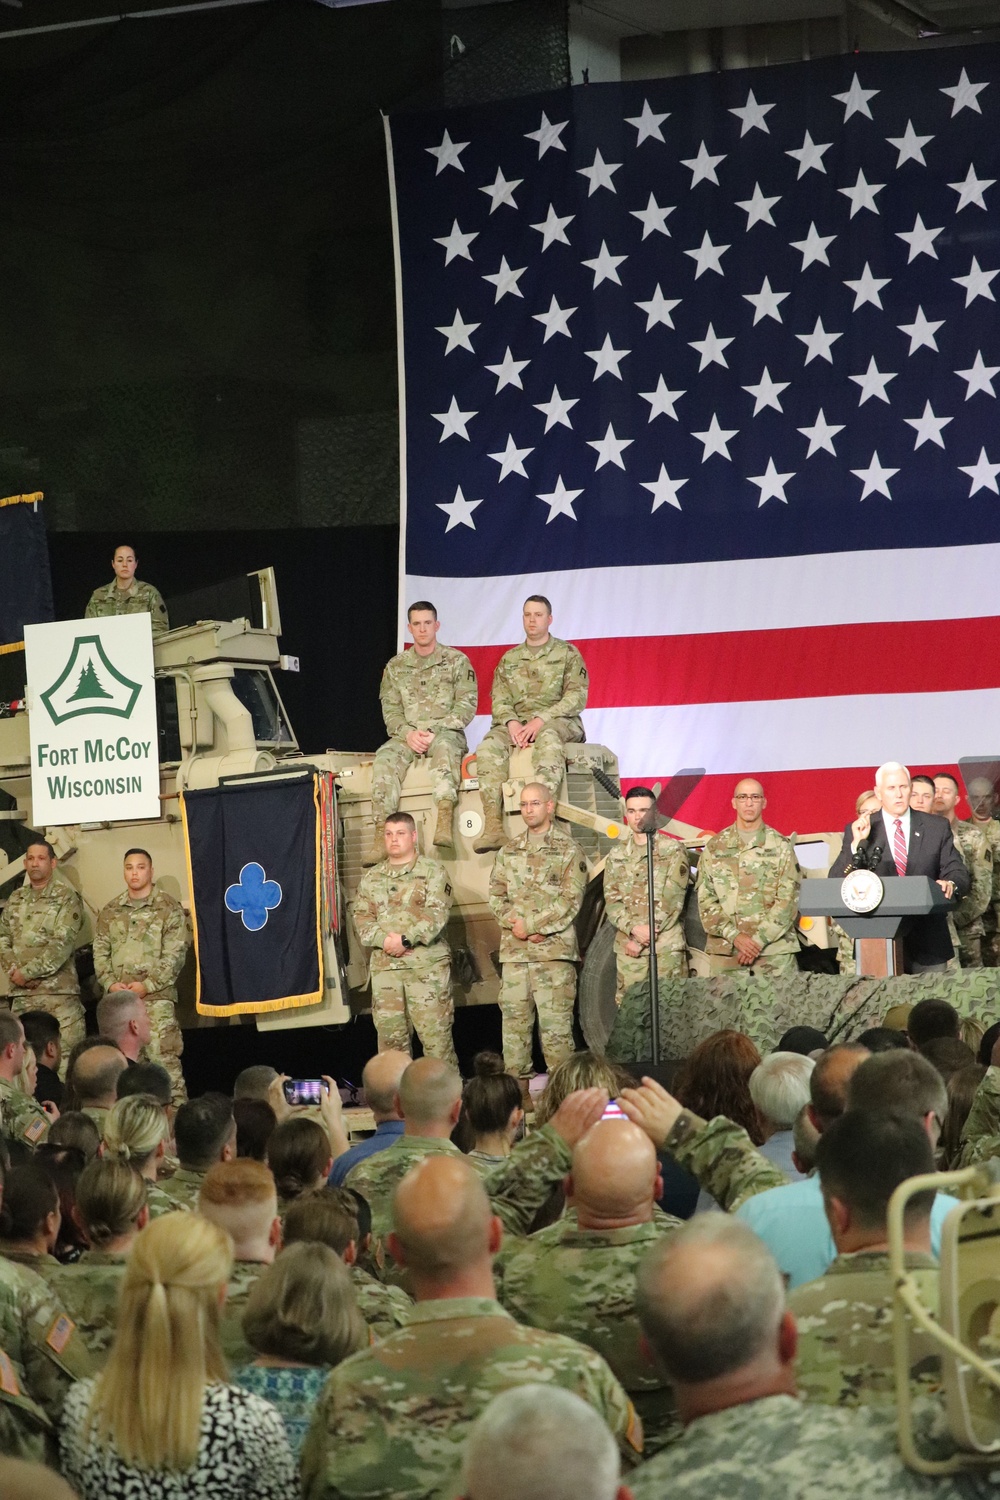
top-left (830, 761), bottom-right (970, 971)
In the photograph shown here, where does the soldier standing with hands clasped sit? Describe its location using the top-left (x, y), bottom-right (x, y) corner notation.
top-left (489, 783), bottom-right (586, 1080)
top-left (352, 812), bottom-right (458, 1069)
top-left (0, 840), bottom-right (85, 1057)
top-left (93, 849), bottom-right (189, 1105)
top-left (696, 779), bottom-right (801, 977)
top-left (603, 786), bottom-right (690, 1006)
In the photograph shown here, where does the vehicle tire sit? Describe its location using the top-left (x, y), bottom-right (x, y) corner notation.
top-left (578, 919), bottom-right (619, 1054)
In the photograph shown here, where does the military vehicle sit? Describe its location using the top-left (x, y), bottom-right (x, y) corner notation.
top-left (0, 566), bottom-right (840, 1051)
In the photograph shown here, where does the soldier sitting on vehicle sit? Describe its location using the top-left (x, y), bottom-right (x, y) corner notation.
top-left (365, 601), bottom-right (478, 865)
top-left (92, 848), bottom-right (189, 1106)
top-left (474, 596), bottom-right (588, 854)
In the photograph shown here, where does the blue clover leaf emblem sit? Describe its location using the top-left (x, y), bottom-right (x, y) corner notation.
top-left (225, 863), bottom-right (282, 932)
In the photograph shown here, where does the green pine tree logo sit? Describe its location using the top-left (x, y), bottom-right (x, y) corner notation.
top-left (68, 659), bottom-right (113, 702)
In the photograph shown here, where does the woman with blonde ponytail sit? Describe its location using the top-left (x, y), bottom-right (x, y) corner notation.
top-left (101, 1094), bottom-right (174, 1218)
top-left (58, 1214), bottom-right (295, 1497)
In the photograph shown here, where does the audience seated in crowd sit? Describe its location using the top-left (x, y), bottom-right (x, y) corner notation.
top-left (460, 1385), bottom-right (633, 1500)
top-left (748, 1051), bottom-right (815, 1182)
top-left (59, 1213), bottom-right (296, 1497)
top-left (233, 1241), bottom-right (367, 1459)
top-left (457, 1051), bottom-right (524, 1171)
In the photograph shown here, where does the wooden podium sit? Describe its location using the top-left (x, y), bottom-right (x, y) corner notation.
top-left (798, 876), bottom-right (954, 977)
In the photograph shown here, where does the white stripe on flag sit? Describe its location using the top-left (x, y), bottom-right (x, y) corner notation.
top-left (406, 541), bottom-right (1000, 646)
top-left (463, 687), bottom-right (1000, 778)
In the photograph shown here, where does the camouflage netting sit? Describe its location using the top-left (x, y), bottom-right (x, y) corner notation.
top-left (606, 970), bottom-right (1000, 1062)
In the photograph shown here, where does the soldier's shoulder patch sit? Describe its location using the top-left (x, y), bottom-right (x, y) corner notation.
top-left (45, 1314), bottom-right (75, 1355)
top-left (579, 860), bottom-right (587, 873)
top-left (22, 1115), bottom-right (46, 1145)
top-left (445, 883), bottom-right (452, 897)
top-left (0, 1348), bottom-right (20, 1398)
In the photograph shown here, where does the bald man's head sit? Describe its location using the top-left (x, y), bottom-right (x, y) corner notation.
top-left (362, 1051), bottom-right (411, 1117)
top-left (389, 1156), bottom-right (498, 1282)
top-left (72, 1044), bottom-right (128, 1107)
top-left (398, 1057), bottom-right (463, 1129)
top-left (568, 1120), bottom-right (658, 1225)
top-left (810, 1044), bottom-right (870, 1131)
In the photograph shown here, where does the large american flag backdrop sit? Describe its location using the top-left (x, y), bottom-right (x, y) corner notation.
top-left (385, 44), bottom-right (1000, 835)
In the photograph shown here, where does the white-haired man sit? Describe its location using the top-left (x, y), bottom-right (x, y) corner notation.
top-left (750, 1052), bottom-right (814, 1182)
top-left (460, 1386), bottom-right (633, 1500)
top-left (830, 761), bottom-right (969, 972)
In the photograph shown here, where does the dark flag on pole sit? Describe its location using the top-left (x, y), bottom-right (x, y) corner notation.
top-left (180, 775), bottom-right (323, 1018)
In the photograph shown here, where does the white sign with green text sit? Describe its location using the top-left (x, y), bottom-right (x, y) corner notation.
top-left (24, 615), bottom-right (160, 825)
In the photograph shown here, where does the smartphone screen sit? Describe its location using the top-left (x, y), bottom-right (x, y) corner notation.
top-left (601, 1099), bottom-right (627, 1121)
top-left (283, 1078), bottom-right (323, 1107)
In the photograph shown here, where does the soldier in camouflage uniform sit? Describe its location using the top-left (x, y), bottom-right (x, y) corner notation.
top-left (47, 1251), bottom-right (126, 1369)
top-left (195, 1157), bottom-right (279, 1364)
top-left (630, 1218), bottom-right (979, 1500)
top-left (352, 812), bottom-right (457, 1068)
top-left (0, 842), bottom-right (85, 1058)
top-left (282, 1185), bottom-right (413, 1339)
top-left (300, 1154), bottom-right (642, 1500)
top-left (84, 544), bottom-right (169, 633)
top-left (92, 848), bottom-right (189, 1106)
top-left (365, 601), bottom-right (478, 863)
top-left (604, 786), bottom-right (690, 1005)
top-left (965, 777), bottom-right (1000, 965)
top-left (934, 774), bottom-right (994, 967)
top-left (346, 1058), bottom-right (601, 1253)
top-left (695, 779), bottom-right (801, 977)
top-left (497, 1119), bottom-right (682, 1454)
top-left (788, 1110), bottom-right (941, 1409)
top-left (474, 595), bottom-right (587, 853)
top-left (0, 1251), bottom-right (94, 1463)
top-left (488, 783), bottom-right (586, 1078)
top-left (0, 1014), bottom-right (52, 1149)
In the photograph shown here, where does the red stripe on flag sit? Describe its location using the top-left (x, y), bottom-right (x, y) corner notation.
top-left (462, 618), bottom-right (1000, 714)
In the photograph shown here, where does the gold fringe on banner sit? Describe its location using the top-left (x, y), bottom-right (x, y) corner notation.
top-left (0, 493), bottom-right (43, 509)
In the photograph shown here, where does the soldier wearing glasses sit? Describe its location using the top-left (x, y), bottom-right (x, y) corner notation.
top-left (695, 779), bottom-right (801, 977)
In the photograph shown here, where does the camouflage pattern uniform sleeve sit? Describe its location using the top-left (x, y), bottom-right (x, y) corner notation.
top-left (569, 1340), bottom-right (645, 1467)
top-left (665, 1110), bottom-right (787, 1210)
top-left (138, 896), bottom-right (188, 993)
top-left (434, 650), bottom-right (478, 732)
top-left (379, 658), bottom-right (409, 740)
top-left (602, 845), bottom-right (633, 937)
top-left (352, 870), bottom-right (389, 951)
top-left (0, 903), bottom-right (14, 975)
top-left (91, 901), bottom-right (113, 991)
top-left (535, 642), bottom-right (588, 725)
top-left (521, 839), bottom-right (586, 937)
top-left (958, 1065), bottom-right (1000, 1166)
top-left (147, 584), bottom-right (169, 634)
top-left (491, 651), bottom-right (518, 727)
top-left (405, 861), bottom-right (452, 948)
top-left (654, 843), bottom-right (691, 937)
top-left (484, 1123), bottom-right (572, 1236)
top-left (955, 828), bottom-right (992, 929)
top-left (16, 886), bottom-right (83, 983)
top-left (488, 848), bottom-right (514, 929)
top-left (695, 845), bottom-right (739, 945)
top-left (20, 1274), bottom-right (95, 1421)
top-left (753, 837), bottom-right (802, 947)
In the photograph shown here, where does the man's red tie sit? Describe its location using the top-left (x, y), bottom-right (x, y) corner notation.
top-left (894, 818), bottom-right (907, 876)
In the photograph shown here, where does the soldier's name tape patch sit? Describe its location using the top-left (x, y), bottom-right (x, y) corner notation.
top-left (0, 1350), bottom-right (21, 1397)
top-left (46, 1315), bottom-right (75, 1355)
